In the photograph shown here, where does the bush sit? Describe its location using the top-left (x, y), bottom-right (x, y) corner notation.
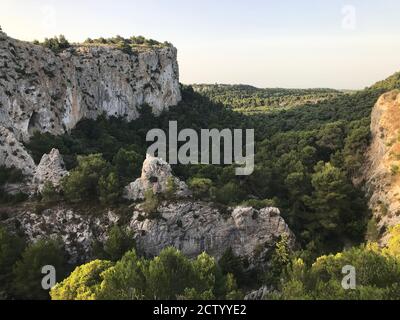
top-left (51, 248), bottom-right (242, 300)
top-left (41, 181), bottom-right (60, 203)
top-left (98, 172), bottom-right (121, 205)
top-left (164, 177), bottom-right (177, 200)
top-left (62, 154), bottom-right (109, 202)
top-left (103, 226), bottom-right (136, 262)
top-left (41, 35), bottom-right (71, 53)
top-left (112, 148), bottom-right (142, 184)
top-left (142, 189), bottom-right (159, 216)
top-left (188, 178), bottom-right (213, 199)
top-left (274, 241), bottom-right (400, 300)
top-left (0, 227), bottom-right (25, 297)
top-left (12, 239), bottom-right (68, 300)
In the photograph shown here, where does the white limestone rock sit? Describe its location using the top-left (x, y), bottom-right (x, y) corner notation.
top-left (32, 148), bottom-right (68, 193)
top-left (0, 126), bottom-right (36, 176)
top-left (0, 34), bottom-right (181, 142)
top-left (129, 201), bottom-right (295, 263)
top-left (124, 154), bottom-right (191, 201)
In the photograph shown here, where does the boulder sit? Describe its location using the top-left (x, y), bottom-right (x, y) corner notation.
top-left (31, 148), bottom-right (68, 193)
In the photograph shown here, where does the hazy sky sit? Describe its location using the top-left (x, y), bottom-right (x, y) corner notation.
top-left (1, 0), bottom-right (400, 89)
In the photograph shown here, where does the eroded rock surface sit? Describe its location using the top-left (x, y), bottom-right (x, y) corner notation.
top-left (364, 90), bottom-right (400, 243)
top-left (129, 201), bottom-right (295, 264)
top-left (0, 31), bottom-right (181, 142)
top-left (0, 125), bottom-right (36, 176)
top-left (124, 154), bottom-right (191, 201)
top-left (32, 148), bottom-right (69, 193)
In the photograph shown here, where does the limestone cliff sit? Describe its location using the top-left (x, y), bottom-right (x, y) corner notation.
top-left (364, 90), bottom-right (400, 243)
top-left (2, 156), bottom-right (295, 266)
top-left (0, 30), bottom-right (181, 174)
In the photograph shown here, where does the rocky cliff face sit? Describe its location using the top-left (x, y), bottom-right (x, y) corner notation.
top-left (0, 125), bottom-right (36, 176)
top-left (2, 156), bottom-right (295, 266)
top-left (364, 90), bottom-right (400, 243)
top-left (0, 30), bottom-right (181, 175)
top-left (0, 31), bottom-right (181, 140)
top-left (130, 201), bottom-right (294, 264)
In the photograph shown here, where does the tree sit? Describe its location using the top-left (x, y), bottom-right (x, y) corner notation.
top-left (98, 250), bottom-right (148, 300)
top-left (0, 227), bottom-right (25, 296)
top-left (214, 182), bottom-right (244, 205)
top-left (274, 243), bottom-right (400, 300)
top-left (303, 162), bottom-right (366, 249)
top-left (42, 35), bottom-right (70, 53)
top-left (51, 260), bottom-right (114, 300)
top-left (218, 248), bottom-right (245, 285)
top-left (103, 226), bottom-right (136, 262)
top-left (62, 154), bottom-right (109, 202)
top-left (188, 178), bottom-right (213, 199)
top-left (146, 247), bottom-right (195, 299)
top-left (142, 189), bottom-right (159, 217)
top-left (112, 148), bottom-right (142, 184)
top-left (50, 247), bottom-right (242, 300)
top-left (41, 181), bottom-right (60, 203)
top-left (12, 239), bottom-right (68, 300)
top-left (264, 234), bottom-right (291, 287)
top-left (99, 171), bottom-right (121, 205)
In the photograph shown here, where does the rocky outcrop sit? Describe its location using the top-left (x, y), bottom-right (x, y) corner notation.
top-left (124, 156), bottom-right (294, 262)
top-left (32, 148), bottom-right (68, 193)
top-left (244, 286), bottom-right (270, 300)
top-left (0, 31), bottom-right (181, 142)
top-left (364, 90), bottom-right (400, 243)
top-left (129, 201), bottom-right (294, 263)
top-left (3, 156), bottom-right (295, 266)
top-left (124, 154), bottom-right (191, 201)
top-left (0, 125), bottom-right (36, 176)
top-left (3, 206), bottom-right (118, 264)
top-left (4, 201), bottom-right (294, 266)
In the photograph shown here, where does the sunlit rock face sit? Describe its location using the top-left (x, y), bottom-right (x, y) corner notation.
top-left (0, 31), bottom-right (181, 143)
top-left (129, 202), bottom-right (295, 264)
top-left (0, 125), bottom-right (36, 176)
top-left (124, 154), bottom-right (191, 201)
top-left (32, 148), bottom-right (69, 193)
top-left (363, 90), bottom-right (400, 243)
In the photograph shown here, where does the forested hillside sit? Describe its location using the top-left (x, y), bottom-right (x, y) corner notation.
top-left (192, 84), bottom-right (344, 114)
top-left (2, 71), bottom-right (400, 300)
top-left (23, 72), bottom-right (400, 254)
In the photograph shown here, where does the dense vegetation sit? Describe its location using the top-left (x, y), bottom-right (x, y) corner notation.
top-left (192, 84), bottom-right (344, 114)
top-left (32, 35), bottom-right (169, 55)
top-left (2, 70), bottom-right (400, 300)
top-left (26, 73), bottom-right (400, 255)
top-left (272, 225), bottom-right (400, 300)
top-left (51, 247), bottom-right (243, 300)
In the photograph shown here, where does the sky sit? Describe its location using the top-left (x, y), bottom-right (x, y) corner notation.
top-left (1, 0), bottom-right (400, 89)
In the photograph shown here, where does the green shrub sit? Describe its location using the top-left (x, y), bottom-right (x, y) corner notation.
top-left (41, 181), bottom-right (60, 203)
top-left (103, 226), bottom-right (136, 262)
top-left (188, 178), bottom-right (213, 199)
top-left (12, 239), bottom-right (68, 300)
top-left (142, 189), bottom-right (159, 216)
top-left (62, 154), bottom-right (109, 202)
